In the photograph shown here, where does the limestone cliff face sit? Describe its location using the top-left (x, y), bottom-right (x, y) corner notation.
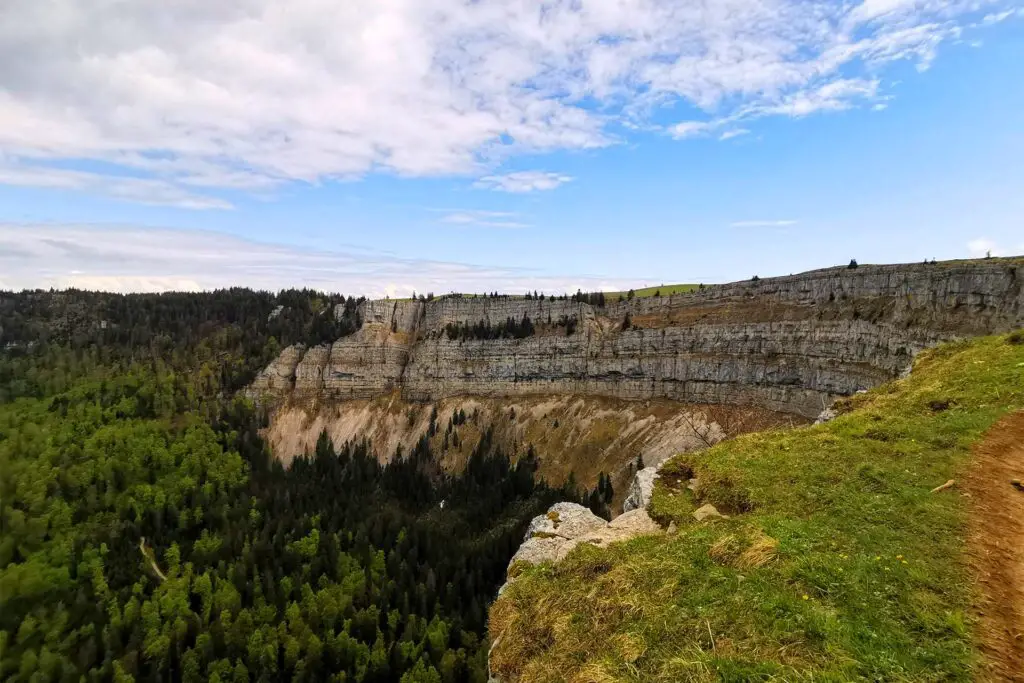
top-left (248, 259), bottom-right (1023, 420)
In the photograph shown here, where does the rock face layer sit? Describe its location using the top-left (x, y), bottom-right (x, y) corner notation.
top-left (249, 259), bottom-right (1023, 419)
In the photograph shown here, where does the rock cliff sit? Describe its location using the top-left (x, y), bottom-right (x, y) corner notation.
top-left (249, 259), bottom-right (1023, 419)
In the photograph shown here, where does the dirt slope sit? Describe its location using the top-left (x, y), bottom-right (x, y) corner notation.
top-left (968, 411), bottom-right (1024, 681)
top-left (264, 394), bottom-right (804, 499)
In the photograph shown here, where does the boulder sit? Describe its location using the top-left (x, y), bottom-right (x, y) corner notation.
top-left (507, 505), bottom-right (663, 577)
top-left (509, 536), bottom-right (580, 568)
top-left (523, 502), bottom-right (606, 541)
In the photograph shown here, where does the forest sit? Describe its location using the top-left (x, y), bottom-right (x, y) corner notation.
top-left (0, 289), bottom-right (600, 682)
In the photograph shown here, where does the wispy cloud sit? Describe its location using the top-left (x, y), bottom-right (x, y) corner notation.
top-left (719, 129), bottom-right (750, 141)
top-left (439, 210), bottom-right (530, 229)
top-left (474, 171), bottom-right (573, 193)
top-left (0, 163), bottom-right (231, 209)
top-left (673, 79), bottom-right (882, 140)
top-left (981, 9), bottom-right (1016, 24)
top-left (0, 223), bottom-right (636, 296)
top-left (669, 122), bottom-right (712, 140)
top-left (0, 0), bottom-right (1006, 204)
top-left (730, 220), bottom-right (798, 228)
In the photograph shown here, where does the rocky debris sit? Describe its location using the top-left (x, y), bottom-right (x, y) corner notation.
top-left (623, 465), bottom-right (661, 512)
top-left (693, 503), bottom-right (727, 522)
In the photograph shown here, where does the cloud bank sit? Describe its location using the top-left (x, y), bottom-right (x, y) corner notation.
top-left (0, 0), bottom-right (1008, 206)
top-left (0, 224), bottom-right (632, 297)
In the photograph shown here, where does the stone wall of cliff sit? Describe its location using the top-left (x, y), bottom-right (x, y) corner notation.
top-left (247, 259), bottom-right (1023, 419)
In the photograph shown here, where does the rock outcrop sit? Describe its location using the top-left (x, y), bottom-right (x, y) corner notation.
top-left (504, 503), bottom-right (662, 582)
top-left (248, 259), bottom-right (1024, 419)
top-left (623, 464), bottom-right (661, 512)
top-left (491, 482), bottom-right (667, 681)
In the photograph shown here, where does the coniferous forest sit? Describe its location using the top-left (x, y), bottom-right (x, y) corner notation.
top-left (0, 289), bottom-right (587, 682)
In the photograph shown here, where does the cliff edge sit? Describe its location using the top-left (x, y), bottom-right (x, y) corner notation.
top-left (249, 258), bottom-right (1023, 419)
top-left (488, 331), bottom-right (1024, 681)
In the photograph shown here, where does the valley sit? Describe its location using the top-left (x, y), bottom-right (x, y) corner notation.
top-left (2, 257), bottom-right (1022, 682)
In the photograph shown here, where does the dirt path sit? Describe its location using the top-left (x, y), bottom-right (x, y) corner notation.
top-left (967, 411), bottom-right (1024, 681)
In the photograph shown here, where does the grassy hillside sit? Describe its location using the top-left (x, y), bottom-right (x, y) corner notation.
top-left (489, 331), bottom-right (1024, 681)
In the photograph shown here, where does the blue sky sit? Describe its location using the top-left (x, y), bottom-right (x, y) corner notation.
top-left (0, 0), bottom-right (1021, 296)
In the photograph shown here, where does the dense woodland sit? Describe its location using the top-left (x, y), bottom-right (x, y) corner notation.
top-left (0, 289), bottom-right (597, 682)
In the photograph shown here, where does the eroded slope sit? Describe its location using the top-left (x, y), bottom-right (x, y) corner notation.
top-left (265, 395), bottom-right (801, 497)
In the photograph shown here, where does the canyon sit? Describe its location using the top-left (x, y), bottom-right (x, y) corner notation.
top-left (248, 258), bottom-right (1023, 490)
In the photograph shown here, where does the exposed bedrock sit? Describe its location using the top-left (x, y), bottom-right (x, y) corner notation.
top-left (248, 260), bottom-right (1023, 420)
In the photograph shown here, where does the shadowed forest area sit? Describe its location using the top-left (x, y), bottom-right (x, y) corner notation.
top-left (0, 290), bottom-right (601, 682)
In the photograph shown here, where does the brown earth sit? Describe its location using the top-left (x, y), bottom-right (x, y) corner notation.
top-left (967, 411), bottom-right (1024, 681)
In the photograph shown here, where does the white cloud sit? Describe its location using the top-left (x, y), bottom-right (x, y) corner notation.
top-left (719, 129), bottom-right (750, 141)
top-left (670, 78), bottom-right (885, 139)
top-left (753, 79), bottom-right (881, 118)
top-left (0, 223), bottom-right (634, 296)
top-left (669, 122), bottom-right (712, 140)
top-left (981, 9), bottom-right (1015, 24)
top-left (474, 172), bottom-right (573, 193)
top-left (439, 210), bottom-right (529, 228)
top-left (0, 0), bottom-right (1008, 204)
top-left (730, 220), bottom-right (798, 228)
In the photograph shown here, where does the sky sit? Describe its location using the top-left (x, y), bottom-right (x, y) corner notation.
top-left (0, 0), bottom-right (1022, 297)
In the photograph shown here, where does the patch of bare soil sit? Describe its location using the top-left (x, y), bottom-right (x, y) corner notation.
top-left (967, 411), bottom-right (1024, 681)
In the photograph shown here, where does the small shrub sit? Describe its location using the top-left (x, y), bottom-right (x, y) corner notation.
top-left (848, 259), bottom-right (859, 269)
